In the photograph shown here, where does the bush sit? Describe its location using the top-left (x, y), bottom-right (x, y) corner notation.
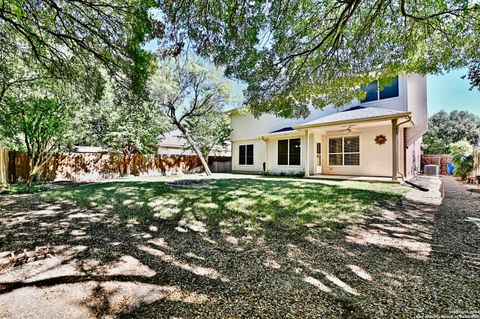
top-left (292, 170), bottom-right (305, 178)
top-left (261, 170), bottom-right (272, 176)
top-left (449, 140), bottom-right (474, 180)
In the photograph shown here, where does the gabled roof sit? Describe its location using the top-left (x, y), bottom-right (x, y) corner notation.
top-left (294, 107), bottom-right (411, 129)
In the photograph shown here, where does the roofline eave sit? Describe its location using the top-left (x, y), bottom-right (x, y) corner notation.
top-left (293, 111), bottom-right (412, 130)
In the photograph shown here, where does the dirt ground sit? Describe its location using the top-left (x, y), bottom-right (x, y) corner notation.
top-left (0, 175), bottom-right (478, 319)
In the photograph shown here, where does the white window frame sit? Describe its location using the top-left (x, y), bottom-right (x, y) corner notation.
top-left (316, 142), bottom-right (322, 166)
top-left (277, 138), bottom-right (302, 166)
top-left (238, 144), bottom-right (254, 166)
top-left (328, 136), bottom-right (360, 167)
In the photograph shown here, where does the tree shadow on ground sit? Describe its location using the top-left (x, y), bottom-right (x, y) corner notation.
top-left (0, 178), bottom-right (477, 318)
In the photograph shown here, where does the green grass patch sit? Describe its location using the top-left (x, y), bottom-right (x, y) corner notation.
top-left (1, 181), bottom-right (50, 194)
top-left (41, 178), bottom-right (407, 237)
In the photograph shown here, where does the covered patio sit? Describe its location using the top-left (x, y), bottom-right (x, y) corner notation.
top-left (293, 106), bottom-right (414, 182)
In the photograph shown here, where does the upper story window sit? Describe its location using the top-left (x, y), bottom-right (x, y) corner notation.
top-left (278, 138), bottom-right (301, 165)
top-left (361, 76), bottom-right (399, 102)
top-left (239, 144), bottom-right (254, 165)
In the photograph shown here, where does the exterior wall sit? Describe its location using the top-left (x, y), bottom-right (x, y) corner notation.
top-left (230, 73), bottom-right (411, 142)
top-left (321, 125), bottom-right (393, 177)
top-left (265, 134), bottom-right (306, 174)
top-left (405, 74), bottom-right (428, 145)
top-left (405, 135), bottom-right (423, 178)
top-left (356, 73), bottom-right (408, 112)
top-left (231, 124), bottom-right (411, 178)
top-left (229, 73), bottom-right (426, 177)
top-left (231, 139), bottom-right (266, 173)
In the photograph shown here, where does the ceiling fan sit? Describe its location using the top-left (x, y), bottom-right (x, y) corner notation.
top-left (343, 125), bottom-right (359, 135)
top-left (326, 124), bottom-right (360, 135)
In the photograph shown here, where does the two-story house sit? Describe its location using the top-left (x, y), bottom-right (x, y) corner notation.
top-left (228, 73), bottom-right (427, 182)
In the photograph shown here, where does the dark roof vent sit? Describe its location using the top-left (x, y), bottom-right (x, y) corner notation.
top-left (342, 105), bottom-right (367, 112)
top-left (269, 127), bottom-right (294, 134)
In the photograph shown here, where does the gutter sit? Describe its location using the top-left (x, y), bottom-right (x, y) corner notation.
top-left (293, 111), bottom-right (412, 130)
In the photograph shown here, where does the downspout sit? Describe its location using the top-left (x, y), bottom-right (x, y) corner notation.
top-left (395, 116), bottom-right (412, 181)
top-left (394, 116), bottom-right (428, 191)
top-left (261, 136), bottom-right (268, 173)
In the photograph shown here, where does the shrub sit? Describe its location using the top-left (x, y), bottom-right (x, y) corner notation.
top-left (261, 170), bottom-right (272, 176)
top-left (449, 140), bottom-right (474, 180)
top-left (279, 171), bottom-right (287, 176)
top-left (292, 170), bottom-right (305, 178)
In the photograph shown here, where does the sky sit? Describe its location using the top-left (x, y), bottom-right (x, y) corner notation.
top-left (427, 68), bottom-right (480, 116)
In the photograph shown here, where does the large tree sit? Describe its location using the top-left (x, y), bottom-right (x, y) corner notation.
top-left (0, 80), bottom-right (77, 187)
top-left (424, 110), bottom-right (480, 154)
top-left (0, 0), bottom-right (156, 101)
top-left (149, 59), bottom-right (232, 176)
top-left (157, 0), bottom-right (480, 117)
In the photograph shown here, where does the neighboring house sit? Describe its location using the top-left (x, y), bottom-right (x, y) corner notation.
top-left (229, 73), bottom-right (427, 181)
top-left (158, 130), bottom-right (231, 157)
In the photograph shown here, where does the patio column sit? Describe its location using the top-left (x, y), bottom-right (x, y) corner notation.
top-left (305, 129), bottom-right (310, 177)
top-left (391, 119), bottom-right (398, 182)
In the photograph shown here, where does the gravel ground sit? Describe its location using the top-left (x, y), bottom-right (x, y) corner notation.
top-left (0, 176), bottom-right (478, 318)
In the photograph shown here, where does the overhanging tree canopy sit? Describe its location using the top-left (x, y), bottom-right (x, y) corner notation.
top-left (158, 0), bottom-right (480, 117)
top-left (0, 0), bottom-right (156, 98)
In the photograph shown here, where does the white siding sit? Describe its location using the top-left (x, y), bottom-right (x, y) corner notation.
top-left (406, 74), bottom-right (428, 145)
top-left (356, 74), bottom-right (408, 112)
top-left (322, 125), bottom-right (393, 177)
top-left (265, 135), bottom-right (306, 174)
top-left (230, 74), bottom-right (411, 142)
top-left (231, 139), bottom-right (266, 173)
top-left (229, 73), bottom-right (426, 177)
top-left (405, 136), bottom-right (423, 178)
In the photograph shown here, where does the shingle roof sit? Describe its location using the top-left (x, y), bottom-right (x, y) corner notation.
top-left (295, 107), bottom-right (410, 129)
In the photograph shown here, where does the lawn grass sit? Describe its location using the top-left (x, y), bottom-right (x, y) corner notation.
top-left (41, 178), bottom-right (407, 237)
top-left (0, 181), bottom-right (50, 194)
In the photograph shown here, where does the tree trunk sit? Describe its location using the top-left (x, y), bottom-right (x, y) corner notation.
top-left (25, 156), bottom-right (43, 188)
top-left (122, 151), bottom-right (130, 176)
top-left (177, 124), bottom-right (212, 176)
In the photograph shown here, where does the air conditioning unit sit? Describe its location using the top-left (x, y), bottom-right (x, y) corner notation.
top-left (424, 165), bottom-right (439, 176)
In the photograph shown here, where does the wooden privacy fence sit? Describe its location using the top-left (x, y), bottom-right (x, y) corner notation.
top-left (0, 148), bottom-right (7, 184)
top-left (421, 154), bottom-right (452, 175)
top-left (5, 151), bottom-right (231, 183)
top-left (474, 150), bottom-right (480, 177)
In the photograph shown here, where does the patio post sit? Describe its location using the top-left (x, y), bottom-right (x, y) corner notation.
top-left (392, 119), bottom-right (398, 182)
top-left (305, 129), bottom-right (310, 177)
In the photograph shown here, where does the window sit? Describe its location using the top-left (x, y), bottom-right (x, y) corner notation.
top-left (379, 77), bottom-right (399, 99)
top-left (361, 76), bottom-right (399, 102)
top-left (328, 136), bottom-right (360, 166)
top-left (289, 138), bottom-right (301, 165)
top-left (316, 142), bottom-right (322, 166)
top-left (361, 81), bottom-right (378, 102)
top-left (278, 140), bottom-right (289, 165)
top-left (329, 138), bottom-right (343, 166)
top-left (239, 144), bottom-right (254, 165)
top-left (344, 136), bottom-right (360, 165)
top-left (278, 138), bottom-right (301, 165)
